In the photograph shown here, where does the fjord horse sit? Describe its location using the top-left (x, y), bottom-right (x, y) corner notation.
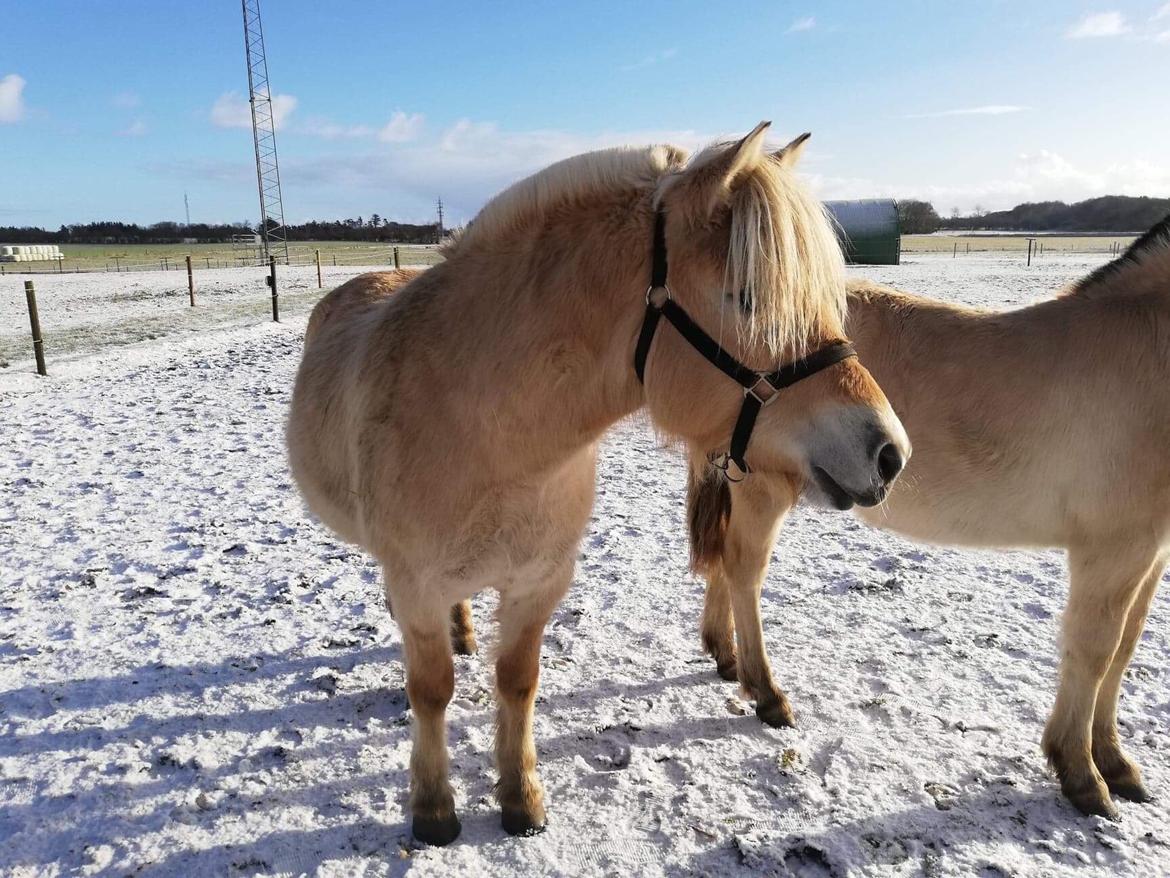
top-left (690, 221), bottom-right (1170, 818)
top-left (287, 124), bottom-right (909, 844)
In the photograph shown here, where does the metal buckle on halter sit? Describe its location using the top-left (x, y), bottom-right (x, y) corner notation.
top-left (707, 451), bottom-right (749, 483)
top-left (645, 285), bottom-right (671, 307)
top-left (744, 374), bottom-right (778, 406)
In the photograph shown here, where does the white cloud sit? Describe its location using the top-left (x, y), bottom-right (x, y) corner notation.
top-left (1155, 27), bottom-right (1170, 41)
top-left (621, 48), bottom-right (678, 71)
top-left (1153, 2), bottom-right (1170, 20)
top-left (378, 111), bottom-right (425, 143)
top-left (268, 121), bottom-right (715, 225)
top-left (903, 104), bottom-right (1029, 119)
top-left (112, 91), bottom-right (140, 109)
top-left (117, 119), bottom-right (148, 137)
top-left (1066, 11), bottom-right (1130, 38)
top-left (210, 90), bottom-right (297, 130)
top-left (786, 16), bottom-right (816, 33)
top-left (0, 73), bottom-right (27, 123)
top-left (803, 150), bottom-right (1170, 214)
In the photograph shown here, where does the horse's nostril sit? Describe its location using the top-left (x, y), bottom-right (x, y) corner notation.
top-left (877, 442), bottom-right (904, 484)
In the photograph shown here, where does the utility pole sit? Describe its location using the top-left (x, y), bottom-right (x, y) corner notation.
top-left (436, 196), bottom-right (444, 243)
top-left (184, 192), bottom-right (191, 226)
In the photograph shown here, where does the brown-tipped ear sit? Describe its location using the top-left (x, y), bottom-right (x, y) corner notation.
top-left (774, 132), bottom-right (811, 168)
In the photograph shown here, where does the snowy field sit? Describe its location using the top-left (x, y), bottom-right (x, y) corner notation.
top-left (1, 253), bottom-right (1168, 877)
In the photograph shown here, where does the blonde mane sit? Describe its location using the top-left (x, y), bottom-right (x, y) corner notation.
top-left (657, 142), bottom-right (846, 358)
top-left (447, 145), bottom-right (686, 253)
top-left (448, 137), bottom-right (847, 359)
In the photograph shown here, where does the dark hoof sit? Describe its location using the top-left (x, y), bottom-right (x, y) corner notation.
top-left (1065, 786), bottom-right (1119, 821)
top-left (1105, 777), bottom-right (1151, 803)
top-left (502, 808), bottom-right (547, 837)
top-left (756, 698), bottom-right (796, 729)
top-left (413, 812), bottom-right (462, 846)
top-left (715, 658), bottom-right (739, 682)
top-left (453, 638), bottom-right (477, 656)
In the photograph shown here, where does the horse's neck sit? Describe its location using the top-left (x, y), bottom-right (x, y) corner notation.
top-left (440, 223), bottom-right (650, 455)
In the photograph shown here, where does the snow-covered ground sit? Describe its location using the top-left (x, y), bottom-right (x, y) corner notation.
top-left (1, 254), bottom-right (1167, 877)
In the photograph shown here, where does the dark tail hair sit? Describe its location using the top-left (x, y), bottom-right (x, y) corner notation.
top-left (687, 463), bottom-right (731, 574)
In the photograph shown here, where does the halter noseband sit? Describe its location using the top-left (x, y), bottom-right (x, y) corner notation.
top-left (634, 209), bottom-right (857, 482)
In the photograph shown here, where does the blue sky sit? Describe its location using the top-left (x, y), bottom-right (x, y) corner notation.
top-left (2, 1), bottom-right (1168, 228)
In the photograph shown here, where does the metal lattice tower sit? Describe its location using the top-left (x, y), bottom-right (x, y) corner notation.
top-left (241, 0), bottom-right (289, 264)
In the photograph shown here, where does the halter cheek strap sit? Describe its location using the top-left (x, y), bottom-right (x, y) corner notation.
top-left (634, 209), bottom-right (857, 481)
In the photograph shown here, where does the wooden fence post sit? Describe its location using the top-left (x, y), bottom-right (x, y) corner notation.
top-left (24, 280), bottom-right (47, 376)
top-left (268, 255), bottom-right (279, 322)
top-left (1026, 239), bottom-right (1033, 267)
top-left (393, 246), bottom-right (400, 269)
top-left (315, 248), bottom-right (322, 288)
top-left (186, 255), bottom-right (196, 306)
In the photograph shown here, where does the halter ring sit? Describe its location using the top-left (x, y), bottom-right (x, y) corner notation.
top-left (645, 285), bottom-right (671, 307)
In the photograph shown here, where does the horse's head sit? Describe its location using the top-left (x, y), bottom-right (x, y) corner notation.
top-left (642, 122), bottom-right (909, 508)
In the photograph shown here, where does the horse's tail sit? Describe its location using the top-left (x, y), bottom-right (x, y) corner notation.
top-left (687, 461), bottom-right (731, 574)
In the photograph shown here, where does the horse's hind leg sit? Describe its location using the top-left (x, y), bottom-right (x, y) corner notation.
top-left (1091, 554), bottom-right (1166, 802)
top-left (395, 585), bottom-right (460, 845)
top-left (450, 600), bottom-right (477, 655)
top-left (721, 476), bottom-right (798, 728)
top-left (701, 573), bottom-right (738, 681)
top-left (1042, 542), bottom-right (1160, 818)
top-left (494, 566), bottom-right (571, 835)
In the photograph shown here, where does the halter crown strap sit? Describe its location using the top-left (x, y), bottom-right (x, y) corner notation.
top-left (633, 207), bottom-right (857, 479)
top-left (633, 211), bottom-right (668, 383)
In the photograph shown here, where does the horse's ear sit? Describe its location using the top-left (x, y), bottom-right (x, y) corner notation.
top-left (724, 120), bottom-right (772, 183)
top-left (774, 132), bottom-right (811, 168)
top-left (680, 121), bottom-right (770, 217)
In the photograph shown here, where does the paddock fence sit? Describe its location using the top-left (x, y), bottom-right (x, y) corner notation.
top-left (0, 245), bottom-right (442, 376)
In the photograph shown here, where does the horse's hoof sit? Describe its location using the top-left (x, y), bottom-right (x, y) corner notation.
top-left (1065, 787), bottom-right (1119, 821)
top-left (502, 808), bottom-right (547, 837)
top-left (413, 812), bottom-right (462, 846)
top-left (756, 698), bottom-right (796, 729)
top-left (1106, 777), bottom-right (1151, 804)
top-left (453, 638), bottom-right (477, 656)
top-left (715, 658), bottom-right (738, 682)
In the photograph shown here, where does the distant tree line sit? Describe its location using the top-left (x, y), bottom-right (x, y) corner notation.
top-left (0, 216), bottom-right (444, 245)
top-left (6, 194), bottom-right (1167, 245)
top-left (940, 196), bottom-right (1170, 232)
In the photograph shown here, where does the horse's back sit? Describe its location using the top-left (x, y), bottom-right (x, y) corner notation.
top-left (305, 269), bottom-right (422, 345)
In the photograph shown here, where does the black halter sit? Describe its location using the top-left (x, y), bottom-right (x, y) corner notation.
top-left (634, 209), bottom-right (857, 481)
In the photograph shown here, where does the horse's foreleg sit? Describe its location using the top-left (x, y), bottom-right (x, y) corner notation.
top-left (396, 591), bottom-right (460, 846)
top-left (1042, 543), bottom-right (1160, 819)
top-left (1091, 555), bottom-right (1166, 802)
top-left (450, 599), bottom-right (477, 655)
top-left (494, 568), bottom-right (570, 836)
top-left (701, 573), bottom-right (738, 681)
top-left (722, 477), bottom-right (797, 728)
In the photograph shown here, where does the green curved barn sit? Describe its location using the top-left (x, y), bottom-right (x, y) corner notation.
top-left (824, 199), bottom-right (901, 265)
